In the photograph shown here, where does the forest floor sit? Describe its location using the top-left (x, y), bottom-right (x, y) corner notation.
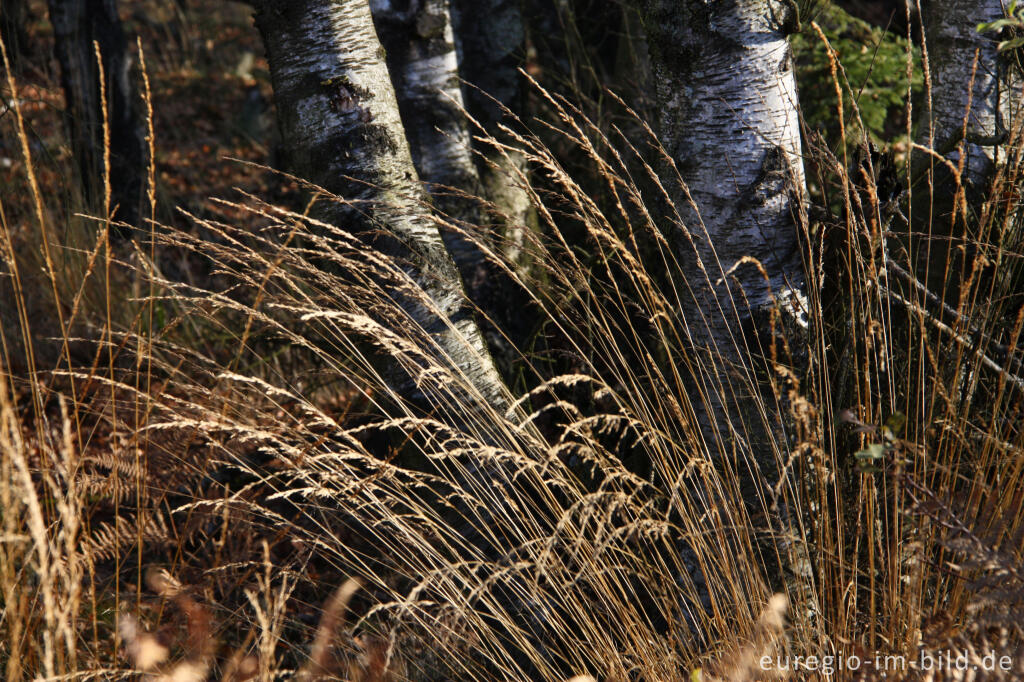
top-left (1, 1), bottom-right (290, 253)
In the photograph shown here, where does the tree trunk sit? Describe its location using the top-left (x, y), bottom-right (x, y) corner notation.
top-left (913, 0), bottom-right (1017, 300)
top-left (636, 0), bottom-right (806, 431)
top-left (1, 0), bottom-right (33, 68)
top-left (369, 0), bottom-right (484, 275)
top-left (636, 0), bottom-right (809, 611)
top-left (451, 0), bottom-right (534, 265)
top-left (47, 0), bottom-right (143, 228)
top-left (252, 0), bottom-right (509, 412)
top-left (921, 0), bottom-right (1012, 188)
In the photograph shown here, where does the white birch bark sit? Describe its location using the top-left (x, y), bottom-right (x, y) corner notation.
top-left (637, 0), bottom-right (811, 613)
top-left (369, 0), bottom-right (484, 272)
top-left (922, 0), bottom-right (1016, 188)
top-left (252, 0), bottom-right (509, 412)
top-left (913, 0), bottom-right (1019, 300)
top-left (634, 0), bottom-right (802, 329)
top-left (253, 8), bottom-right (547, 660)
top-left (637, 0), bottom-right (806, 385)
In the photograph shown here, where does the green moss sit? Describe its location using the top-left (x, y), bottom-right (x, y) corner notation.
top-left (792, 4), bottom-right (923, 150)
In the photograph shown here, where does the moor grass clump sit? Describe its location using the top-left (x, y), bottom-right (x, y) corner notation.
top-left (2, 8), bottom-right (1024, 681)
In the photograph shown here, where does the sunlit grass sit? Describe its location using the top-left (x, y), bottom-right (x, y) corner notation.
top-left (2, 21), bottom-right (1023, 682)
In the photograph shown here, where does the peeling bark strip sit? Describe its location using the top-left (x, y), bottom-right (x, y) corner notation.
top-left (369, 0), bottom-right (483, 271)
top-left (638, 0), bottom-right (805, 321)
top-left (252, 0), bottom-right (509, 411)
top-left (47, 0), bottom-right (144, 227)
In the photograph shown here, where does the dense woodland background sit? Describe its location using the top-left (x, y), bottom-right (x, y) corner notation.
top-left (1, 0), bottom-right (1023, 680)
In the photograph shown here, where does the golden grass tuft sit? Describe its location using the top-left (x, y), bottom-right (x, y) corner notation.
top-left (2, 24), bottom-right (1023, 682)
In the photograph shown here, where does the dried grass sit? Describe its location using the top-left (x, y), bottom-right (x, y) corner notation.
top-left (2, 21), bottom-right (1023, 682)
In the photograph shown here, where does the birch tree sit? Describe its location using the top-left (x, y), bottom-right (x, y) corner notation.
top-left (250, 0), bottom-right (509, 411)
top-left (450, 0), bottom-right (534, 262)
top-left (369, 0), bottom-right (484, 278)
top-left (914, 0), bottom-right (1019, 298)
top-left (922, 0), bottom-right (1015, 189)
top-left (634, 0), bottom-right (811, 620)
top-left (635, 0), bottom-right (806, 448)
